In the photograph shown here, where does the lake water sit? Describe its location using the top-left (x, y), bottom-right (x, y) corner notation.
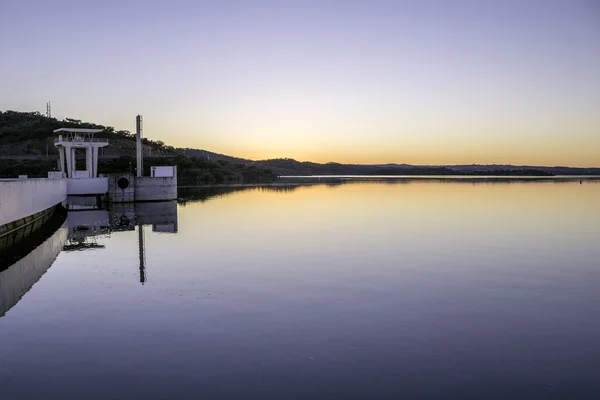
top-left (1, 180), bottom-right (600, 399)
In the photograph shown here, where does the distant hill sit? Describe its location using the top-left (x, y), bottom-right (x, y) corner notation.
top-left (255, 158), bottom-right (460, 176)
top-left (176, 148), bottom-right (251, 165)
top-left (2, 110), bottom-right (598, 179)
top-left (445, 164), bottom-right (600, 175)
top-left (256, 159), bottom-right (600, 176)
top-left (255, 158), bottom-right (600, 176)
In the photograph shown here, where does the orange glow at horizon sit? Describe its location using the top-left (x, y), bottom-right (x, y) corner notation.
top-left (172, 124), bottom-right (600, 167)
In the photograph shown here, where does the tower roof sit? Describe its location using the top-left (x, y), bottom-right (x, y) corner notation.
top-left (53, 128), bottom-right (103, 133)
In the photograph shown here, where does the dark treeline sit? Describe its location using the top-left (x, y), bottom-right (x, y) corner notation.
top-left (466, 169), bottom-right (553, 176)
top-left (0, 155), bottom-right (276, 184)
top-left (95, 154), bottom-right (276, 184)
top-left (256, 158), bottom-right (556, 176)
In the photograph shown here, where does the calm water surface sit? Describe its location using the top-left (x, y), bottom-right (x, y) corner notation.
top-left (1, 180), bottom-right (599, 399)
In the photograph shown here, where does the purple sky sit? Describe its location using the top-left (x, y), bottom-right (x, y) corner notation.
top-left (1, 0), bottom-right (599, 165)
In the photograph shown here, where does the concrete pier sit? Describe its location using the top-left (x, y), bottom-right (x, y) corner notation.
top-left (107, 167), bottom-right (177, 203)
top-left (0, 178), bottom-right (67, 234)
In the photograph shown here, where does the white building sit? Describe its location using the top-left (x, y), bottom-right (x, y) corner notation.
top-left (53, 128), bottom-right (109, 179)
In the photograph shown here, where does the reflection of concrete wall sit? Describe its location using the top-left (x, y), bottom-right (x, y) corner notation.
top-left (110, 201), bottom-right (178, 232)
top-left (153, 224), bottom-right (177, 233)
top-left (66, 177), bottom-right (108, 195)
top-left (67, 210), bottom-right (110, 232)
top-left (134, 201), bottom-right (177, 226)
top-left (66, 195), bottom-right (101, 210)
top-left (60, 202), bottom-right (178, 237)
top-left (134, 176), bottom-right (177, 202)
top-left (0, 223), bottom-right (67, 317)
top-left (0, 179), bottom-right (67, 227)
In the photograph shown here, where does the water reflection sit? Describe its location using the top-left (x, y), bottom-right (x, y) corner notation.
top-left (278, 175), bottom-right (600, 184)
top-left (178, 184), bottom-right (303, 204)
top-left (66, 201), bottom-right (178, 284)
top-left (178, 177), bottom-right (600, 206)
top-left (65, 201), bottom-right (178, 251)
top-left (0, 201), bottom-right (179, 316)
top-left (0, 211), bottom-right (67, 317)
top-left (1, 180), bottom-right (599, 398)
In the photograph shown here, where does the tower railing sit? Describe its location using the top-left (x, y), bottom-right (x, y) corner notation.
top-left (54, 137), bottom-right (109, 143)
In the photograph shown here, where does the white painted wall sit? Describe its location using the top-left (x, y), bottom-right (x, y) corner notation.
top-left (66, 177), bottom-right (108, 195)
top-left (73, 170), bottom-right (91, 178)
top-left (0, 179), bottom-right (67, 227)
top-left (48, 172), bottom-right (65, 179)
top-left (151, 166), bottom-right (176, 178)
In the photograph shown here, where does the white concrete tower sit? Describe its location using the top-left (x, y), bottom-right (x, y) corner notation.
top-left (53, 128), bottom-right (109, 178)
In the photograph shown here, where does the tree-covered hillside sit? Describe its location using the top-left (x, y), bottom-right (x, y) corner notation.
top-left (0, 110), bottom-right (174, 157)
top-left (255, 158), bottom-right (558, 176)
top-left (0, 111), bottom-right (276, 183)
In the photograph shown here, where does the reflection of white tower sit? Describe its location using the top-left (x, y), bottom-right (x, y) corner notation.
top-left (61, 202), bottom-right (178, 284)
top-left (54, 128), bottom-right (108, 178)
top-left (64, 209), bottom-right (110, 251)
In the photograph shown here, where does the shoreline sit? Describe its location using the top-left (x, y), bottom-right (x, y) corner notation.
top-left (177, 175), bottom-right (600, 188)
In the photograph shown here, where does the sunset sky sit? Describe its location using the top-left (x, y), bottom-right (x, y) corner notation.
top-left (1, 0), bottom-right (599, 166)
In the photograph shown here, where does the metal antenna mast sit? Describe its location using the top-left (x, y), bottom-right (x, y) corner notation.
top-left (46, 101), bottom-right (52, 118)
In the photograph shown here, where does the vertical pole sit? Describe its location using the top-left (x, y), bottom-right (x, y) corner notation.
top-left (138, 223), bottom-right (146, 284)
top-left (136, 115), bottom-right (143, 178)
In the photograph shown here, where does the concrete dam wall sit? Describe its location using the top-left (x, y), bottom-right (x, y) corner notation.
top-left (107, 171), bottom-right (177, 203)
top-left (0, 179), bottom-right (67, 229)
